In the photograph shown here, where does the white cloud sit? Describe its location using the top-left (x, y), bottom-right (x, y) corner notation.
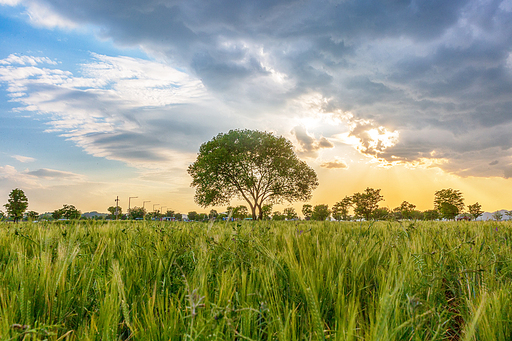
top-left (0, 0), bottom-right (21, 6)
top-left (0, 54), bottom-right (57, 66)
top-left (25, 1), bottom-right (77, 29)
top-left (12, 155), bottom-right (35, 162)
top-left (0, 53), bottom-right (231, 181)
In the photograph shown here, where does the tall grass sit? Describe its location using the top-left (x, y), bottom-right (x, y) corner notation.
top-left (0, 220), bottom-right (511, 340)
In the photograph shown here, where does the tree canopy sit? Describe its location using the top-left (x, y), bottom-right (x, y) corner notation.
top-left (468, 202), bottom-right (483, 220)
top-left (188, 129), bottom-right (318, 220)
top-left (311, 204), bottom-right (331, 221)
top-left (351, 187), bottom-right (384, 221)
top-left (4, 188), bottom-right (28, 223)
top-left (332, 196), bottom-right (351, 221)
top-left (434, 188), bottom-right (464, 220)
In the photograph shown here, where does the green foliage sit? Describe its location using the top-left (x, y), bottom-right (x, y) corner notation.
top-left (434, 188), bottom-right (464, 220)
top-left (188, 129), bottom-right (318, 219)
top-left (272, 210), bottom-right (285, 220)
top-left (1, 220), bottom-right (512, 340)
top-left (209, 209), bottom-right (218, 219)
top-left (371, 207), bottom-right (391, 220)
top-left (311, 204), bottom-right (330, 221)
top-left (107, 205), bottom-right (122, 220)
top-left (398, 201), bottom-right (416, 220)
top-left (423, 209), bottom-right (440, 220)
top-left (25, 211), bottom-right (39, 221)
top-left (233, 205), bottom-right (248, 220)
top-left (332, 196), bottom-right (351, 221)
top-left (468, 202), bottom-right (484, 220)
top-left (61, 204), bottom-right (81, 220)
top-left (53, 205), bottom-right (81, 220)
top-left (493, 211), bottom-right (503, 221)
top-left (187, 211), bottom-right (198, 221)
top-left (351, 187), bottom-right (384, 220)
top-left (283, 207), bottom-right (298, 220)
top-left (261, 204), bottom-right (273, 220)
top-left (128, 206), bottom-right (146, 220)
top-left (3, 188), bottom-right (28, 223)
top-left (302, 204), bottom-right (313, 220)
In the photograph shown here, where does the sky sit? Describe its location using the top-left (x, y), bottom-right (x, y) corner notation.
top-left (1, 0), bottom-right (512, 215)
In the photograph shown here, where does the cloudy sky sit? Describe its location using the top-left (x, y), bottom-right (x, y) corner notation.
top-left (1, 0), bottom-right (512, 214)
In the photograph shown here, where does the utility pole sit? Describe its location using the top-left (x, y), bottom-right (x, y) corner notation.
top-left (128, 196), bottom-right (138, 219)
top-left (115, 196), bottom-right (120, 220)
top-left (160, 206), bottom-right (166, 221)
top-left (143, 201), bottom-right (150, 220)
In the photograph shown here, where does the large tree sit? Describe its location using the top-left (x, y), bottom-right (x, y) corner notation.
top-left (4, 188), bottom-right (28, 223)
top-left (188, 129), bottom-right (318, 220)
top-left (434, 188), bottom-right (464, 220)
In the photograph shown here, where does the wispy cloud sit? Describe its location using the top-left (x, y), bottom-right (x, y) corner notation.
top-left (320, 159), bottom-right (348, 170)
top-left (0, 53), bottom-right (228, 176)
top-left (12, 155), bottom-right (35, 163)
top-left (26, 168), bottom-right (84, 180)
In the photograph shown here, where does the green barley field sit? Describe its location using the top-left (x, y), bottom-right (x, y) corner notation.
top-left (1, 220), bottom-right (511, 340)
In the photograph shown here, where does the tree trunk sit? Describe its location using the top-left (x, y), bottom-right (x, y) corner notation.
top-left (251, 205), bottom-right (257, 220)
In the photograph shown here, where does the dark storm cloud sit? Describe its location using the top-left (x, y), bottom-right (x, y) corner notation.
top-left (7, 0), bottom-right (512, 177)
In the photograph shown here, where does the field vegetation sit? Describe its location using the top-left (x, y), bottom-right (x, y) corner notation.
top-left (1, 220), bottom-right (511, 340)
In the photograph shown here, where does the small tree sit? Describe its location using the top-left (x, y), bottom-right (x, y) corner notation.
top-left (272, 211), bottom-right (286, 221)
top-left (332, 196), bottom-right (352, 221)
top-left (493, 211), bottom-right (503, 221)
top-left (188, 211), bottom-right (199, 221)
top-left (26, 210), bottom-right (39, 221)
top-left (399, 201), bottom-right (416, 220)
top-left (61, 204), bottom-right (81, 219)
top-left (312, 204), bottom-right (331, 221)
top-left (423, 209), bottom-right (440, 221)
top-left (434, 188), bottom-right (464, 220)
top-left (209, 209), bottom-right (218, 220)
top-left (351, 188), bottom-right (384, 221)
top-left (261, 204), bottom-right (273, 220)
top-left (302, 204), bottom-right (313, 220)
top-left (52, 208), bottom-right (64, 220)
top-left (4, 188), bottom-right (29, 223)
top-left (128, 207), bottom-right (146, 220)
top-left (372, 207), bottom-right (391, 221)
top-left (467, 202), bottom-right (483, 220)
top-left (107, 206), bottom-right (122, 220)
top-left (233, 205), bottom-right (248, 220)
top-left (283, 207), bottom-right (298, 220)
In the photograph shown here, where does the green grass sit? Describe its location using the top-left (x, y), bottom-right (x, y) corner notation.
top-left (0, 220), bottom-right (511, 340)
